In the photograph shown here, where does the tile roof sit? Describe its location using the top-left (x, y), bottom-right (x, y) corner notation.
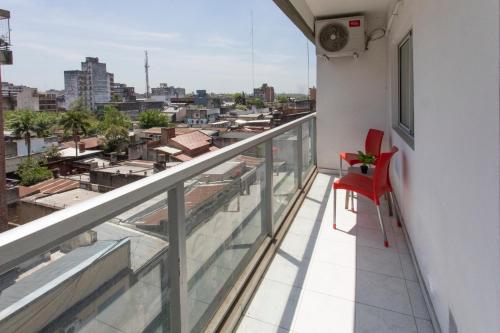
top-left (137, 183), bottom-right (228, 226)
top-left (142, 127), bottom-right (197, 136)
top-left (170, 130), bottom-right (211, 151)
top-left (173, 153), bottom-right (192, 162)
top-left (62, 137), bottom-right (102, 149)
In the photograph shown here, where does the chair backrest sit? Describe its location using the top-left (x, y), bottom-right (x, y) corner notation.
top-left (365, 129), bottom-right (384, 157)
top-left (373, 146), bottom-right (398, 199)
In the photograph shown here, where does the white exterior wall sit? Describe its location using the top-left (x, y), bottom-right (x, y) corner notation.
top-left (16, 88), bottom-right (39, 111)
top-left (16, 138), bottom-right (58, 157)
top-left (316, 16), bottom-right (389, 171)
top-left (386, 1), bottom-right (500, 332)
top-left (293, 0), bottom-right (499, 330)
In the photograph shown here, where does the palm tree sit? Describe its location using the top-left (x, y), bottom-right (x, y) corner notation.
top-left (34, 112), bottom-right (56, 138)
top-left (7, 110), bottom-right (37, 158)
top-left (100, 106), bottom-right (131, 153)
top-left (60, 100), bottom-right (92, 157)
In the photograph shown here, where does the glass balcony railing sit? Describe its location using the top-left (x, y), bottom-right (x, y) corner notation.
top-left (0, 113), bottom-right (316, 333)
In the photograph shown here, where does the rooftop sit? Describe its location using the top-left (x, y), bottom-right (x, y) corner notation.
top-left (93, 163), bottom-right (154, 176)
top-left (61, 137), bottom-right (102, 149)
top-left (170, 130), bottom-right (212, 151)
top-left (18, 178), bottom-right (80, 198)
top-left (59, 148), bottom-right (102, 158)
top-left (22, 188), bottom-right (101, 210)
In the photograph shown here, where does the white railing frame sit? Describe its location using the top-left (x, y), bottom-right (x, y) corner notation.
top-left (0, 112), bottom-right (317, 332)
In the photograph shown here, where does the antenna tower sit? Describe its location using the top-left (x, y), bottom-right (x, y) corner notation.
top-left (144, 50), bottom-right (150, 98)
top-left (251, 10), bottom-right (255, 90)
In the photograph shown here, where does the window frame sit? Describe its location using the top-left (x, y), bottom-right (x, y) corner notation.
top-left (395, 30), bottom-right (415, 148)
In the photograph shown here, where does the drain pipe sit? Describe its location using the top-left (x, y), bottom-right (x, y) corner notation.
top-left (386, 0), bottom-right (403, 32)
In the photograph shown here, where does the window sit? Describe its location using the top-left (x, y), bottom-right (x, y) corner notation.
top-left (398, 31), bottom-right (414, 138)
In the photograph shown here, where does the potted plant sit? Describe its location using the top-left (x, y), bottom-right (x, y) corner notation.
top-left (357, 151), bottom-right (376, 174)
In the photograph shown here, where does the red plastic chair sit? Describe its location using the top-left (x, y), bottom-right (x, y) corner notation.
top-left (333, 146), bottom-right (398, 247)
top-left (339, 129), bottom-right (384, 177)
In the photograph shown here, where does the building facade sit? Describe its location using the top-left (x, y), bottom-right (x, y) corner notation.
top-left (185, 107), bottom-right (219, 125)
top-left (194, 90), bottom-right (208, 106)
top-left (14, 87), bottom-right (57, 112)
top-left (111, 83), bottom-right (136, 102)
top-left (253, 83), bottom-right (275, 103)
top-left (64, 57), bottom-right (112, 110)
top-left (151, 83), bottom-right (186, 102)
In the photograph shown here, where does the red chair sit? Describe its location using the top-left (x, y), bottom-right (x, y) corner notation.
top-left (339, 129), bottom-right (384, 177)
top-left (333, 146), bottom-right (398, 247)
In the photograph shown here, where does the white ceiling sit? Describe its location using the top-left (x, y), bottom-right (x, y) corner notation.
top-left (305, 0), bottom-right (392, 18)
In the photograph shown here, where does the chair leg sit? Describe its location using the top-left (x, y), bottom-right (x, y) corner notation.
top-left (376, 205), bottom-right (389, 247)
top-left (339, 157), bottom-right (343, 177)
top-left (333, 189), bottom-right (337, 229)
top-left (350, 191), bottom-right (355, 211)
top-left (386, 193), bottom-right (393, 216)
top-left (389, 192), bottom-right (402, 227)
top-left (345, 190), bottom-right (349, 209)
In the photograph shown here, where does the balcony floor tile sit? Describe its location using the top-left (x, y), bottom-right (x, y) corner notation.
top-left (237, 173), bottom-right (434, 333)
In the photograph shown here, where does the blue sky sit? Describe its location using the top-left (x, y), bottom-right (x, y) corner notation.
top-left (1, 0), bottom-right (316, 94)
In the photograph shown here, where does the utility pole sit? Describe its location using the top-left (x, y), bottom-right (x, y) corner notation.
top-left (306, 38), bottom-right (310, 96)
top-left (0, 9), bottom-right (12, 232)
top-left (144, 50), bottom-right (150, 99)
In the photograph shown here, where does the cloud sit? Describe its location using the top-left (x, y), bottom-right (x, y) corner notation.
top-left (16, 42), bottom-right (84, 61)
top-left (205, 36), bottom-right (244, 49)
top-left (94, 41), bottom-right (165, 52)
top-left (126, 30), bottom-right (180, 40)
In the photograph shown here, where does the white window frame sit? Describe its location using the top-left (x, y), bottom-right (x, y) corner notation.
top-left (396, 31), bottom-right (415, 146)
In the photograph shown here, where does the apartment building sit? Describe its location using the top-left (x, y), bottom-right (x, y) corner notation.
top-left (15, 87), bottom-right (57, 112)
top-left (64, 57), bottom-right (112, 110)
top-left (151, 83), bottom-right (186, 102)
top-left (253, 83), bottom-right (275, 103)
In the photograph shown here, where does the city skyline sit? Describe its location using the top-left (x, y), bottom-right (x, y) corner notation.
top-left (1, 0), bottom-right (316, 94)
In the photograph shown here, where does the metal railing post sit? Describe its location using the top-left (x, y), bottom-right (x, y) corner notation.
top-left (168, 183), bottom-right (188, 333)
top-left (296, 124), bottom-right (303, 189)
top-left (261, 140), bottom-right (274, 237)
top-left (312, 118), bottom-right (317, 166)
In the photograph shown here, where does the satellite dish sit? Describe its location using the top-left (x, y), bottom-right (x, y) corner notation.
top-left (319, 22), bottom-right (349, 52)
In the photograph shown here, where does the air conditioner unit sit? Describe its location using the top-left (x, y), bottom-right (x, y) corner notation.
top-left (315, 16), bottom-right (365, 58)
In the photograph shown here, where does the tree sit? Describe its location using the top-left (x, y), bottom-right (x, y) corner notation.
top-left (111, 93), bottom-right (123, 102)
top-left (100, 106), bottom-right (131, 153)
top-left (277, 95), bottom-right (289, 104)
top-left (59, 99), bottom-right (92, 157)
top-left (247, 98), bottom-right (265, 108)
top-left (234, 92), bottom-right (246, 105)
top-left (16, 157), bottom-right (52, 186)
top-left (44, 145), bottom-right (62, 160)
top-left (34, 112), bottom-right (56, 138)
top-left (139, 109), bottom-right (169, 129)
top-left (7, 110), bottom-right (37, 158)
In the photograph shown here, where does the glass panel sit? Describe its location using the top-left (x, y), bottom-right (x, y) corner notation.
top-left (399, 34), bottom-right (413, 132)
top-left (184, 145), bottom-right (267, 332)
top-left (0, 192), bottom-right (171, 333)
top-left (302, 120), bottom-right (314, 179)
top-left (272, 127), bottom-right (299, 227)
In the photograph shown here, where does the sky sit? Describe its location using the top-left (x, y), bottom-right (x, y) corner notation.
top-left (1, 0), bottom-right (316, 94)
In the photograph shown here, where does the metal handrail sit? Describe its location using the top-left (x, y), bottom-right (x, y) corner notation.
top-left (0, 113), bottom-right (316, 275)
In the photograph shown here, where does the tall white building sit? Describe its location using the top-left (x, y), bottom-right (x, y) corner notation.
top-left (64, 57), bottom-right (112, 110)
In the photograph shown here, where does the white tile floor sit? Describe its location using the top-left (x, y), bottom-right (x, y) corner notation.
top-left (236, 173), bottom-right (434, 333)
